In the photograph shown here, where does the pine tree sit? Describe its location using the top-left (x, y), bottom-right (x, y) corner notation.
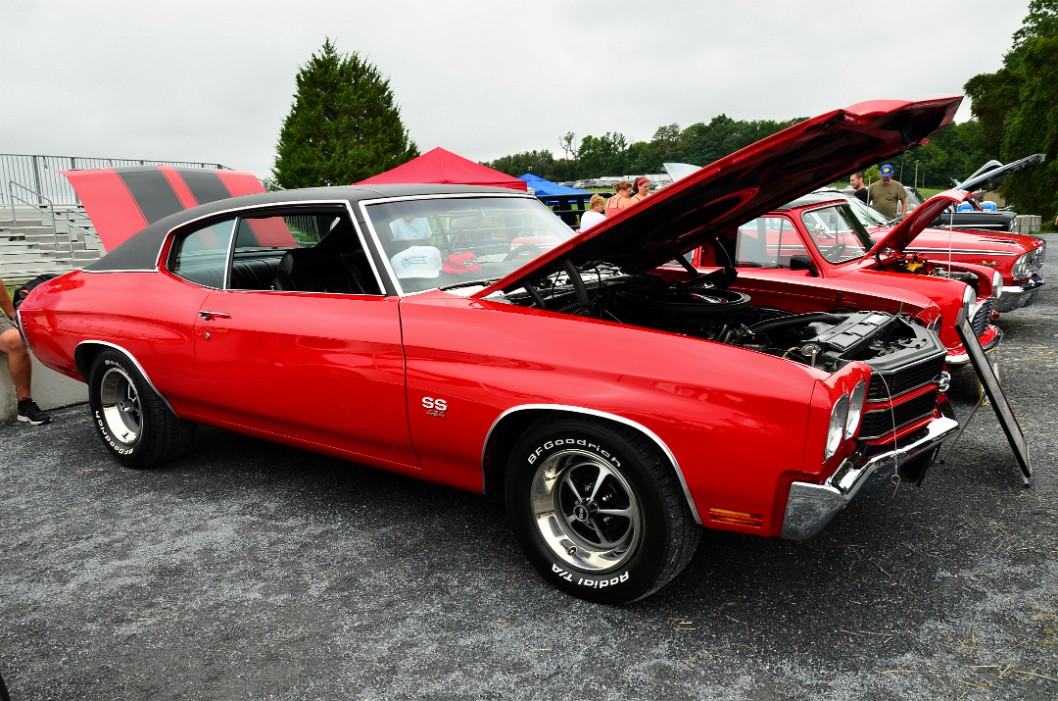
top-left (272, 38), bottom-right (419, 188)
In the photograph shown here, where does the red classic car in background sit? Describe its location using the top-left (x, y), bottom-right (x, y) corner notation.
top-left (681, 188), bottom-right (1003, 368)
top-left (844, 193), bottom-right (1046, 312)
top-left (21, 97), bottom-right (981, 603)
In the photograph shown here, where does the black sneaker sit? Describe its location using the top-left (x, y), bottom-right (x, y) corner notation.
top-left (17, 398), bottom-right (52, 425)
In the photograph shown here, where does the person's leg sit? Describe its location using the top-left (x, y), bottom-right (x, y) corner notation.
top-left (0, 327), bottom-right (32, 399)
top-left (0, 325), bottom-right (51, 424)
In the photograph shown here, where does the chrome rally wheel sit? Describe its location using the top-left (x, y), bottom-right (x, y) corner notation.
top-left (530, 448), bottom-right (642, 573)
top-left (98, 364), bottom-right (143, 447)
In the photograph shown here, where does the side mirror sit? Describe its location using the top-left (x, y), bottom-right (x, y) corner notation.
top-left (789, 255), bottom-right (819, 277)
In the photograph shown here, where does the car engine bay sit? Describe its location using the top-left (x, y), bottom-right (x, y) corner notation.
top-left (503, 262), bottom-right (947, 375)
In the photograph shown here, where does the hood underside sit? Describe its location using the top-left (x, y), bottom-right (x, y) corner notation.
top-left (481, 96), bottom-right (962, 296)
top-left (956, 153), bottom-right (1046, 193)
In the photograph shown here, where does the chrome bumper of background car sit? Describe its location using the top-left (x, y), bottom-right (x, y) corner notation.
top-left (780, 403), bottom-right (959, 541)
top-left (946, 325), bottom-right (1002, 366)
top-left (996, 277), bottom-right (1044, 313)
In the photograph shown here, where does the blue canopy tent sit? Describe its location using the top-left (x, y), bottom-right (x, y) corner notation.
top-left (518, 173), bottom-right (589, 197)
top-left (519, 174), bottom-right (593, 228)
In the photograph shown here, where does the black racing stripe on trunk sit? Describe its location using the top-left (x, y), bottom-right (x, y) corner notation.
top-left (180, 169), bottom-right (232, 205)
top-left (117, 169), bottom-right (185, 224)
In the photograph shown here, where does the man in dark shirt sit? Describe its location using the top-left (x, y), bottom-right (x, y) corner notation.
top-left (849, 171), bottom-right (869, 205)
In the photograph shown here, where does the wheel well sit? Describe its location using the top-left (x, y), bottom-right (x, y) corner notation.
top-left (482, 408), bottom-right (690, 512)
top-left (74, 342), bottom-right (108, 381)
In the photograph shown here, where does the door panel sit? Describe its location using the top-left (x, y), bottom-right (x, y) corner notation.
top-left (191, 290), bottom-right (413, 466)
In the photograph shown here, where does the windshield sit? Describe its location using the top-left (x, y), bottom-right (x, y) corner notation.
top-left (366, 195), bottom-right (577, 294)
top-left (800, 203), bottom-right (875, 263)
top-left (846, 195), bottom-right (893, 228)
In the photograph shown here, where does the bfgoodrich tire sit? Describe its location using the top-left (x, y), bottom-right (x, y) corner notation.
top-left (506, 418), bottom-right (700, 604)
top-left (88, 350), bottom-right (196, 468)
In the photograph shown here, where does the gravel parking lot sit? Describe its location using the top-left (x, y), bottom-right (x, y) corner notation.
top-left (2, 248), bottom-right (1056, 700)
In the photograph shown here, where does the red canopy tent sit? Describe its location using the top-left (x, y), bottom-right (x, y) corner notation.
top-left (357, 147), bottom-right (528, 191)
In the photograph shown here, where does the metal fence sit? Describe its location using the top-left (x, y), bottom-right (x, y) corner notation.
top-left (1, 153), bottom-right (230, 206)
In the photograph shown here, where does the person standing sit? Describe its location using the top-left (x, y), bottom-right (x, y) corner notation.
top-left (867, 163), bottom-right (907, 219)
top-left (606, 181), bottom-right (633, 216)
top-left (0, 277), bottom-right (52, 425)
top-left (579, 194), bottom-right (607, 231)
top-left (629, 176), bottom-right (651, 204)
top-left (849, 171), bottom-right (869, 205)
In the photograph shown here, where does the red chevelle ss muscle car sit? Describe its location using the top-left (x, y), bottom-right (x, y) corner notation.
top-left (21, 97), bottom-right (970, 603)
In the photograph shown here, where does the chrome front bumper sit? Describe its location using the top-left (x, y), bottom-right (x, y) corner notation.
top-left (780, 401), bottom-right (959, 540)
top-left (996, 277), bottom-right (1045, 313)
top-left (946, 324), bottom-right (1002, 367)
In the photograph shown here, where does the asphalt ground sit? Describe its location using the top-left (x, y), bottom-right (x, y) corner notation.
top-left (2, 248), bottom-right (1057, 701)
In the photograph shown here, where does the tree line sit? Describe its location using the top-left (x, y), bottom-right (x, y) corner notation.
top-left (273, 2), bottom-right (1056, 224)
top-left (482, 117), bottom-right (992, 192)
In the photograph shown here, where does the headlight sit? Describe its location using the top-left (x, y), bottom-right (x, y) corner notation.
top-left (1011, 252), bottom-right (1032, 280)
top-left (992, 270), bottom-right (1003, 299)
top-left (825, 394), bottom-right (849, 460)
top-left (962, 284), bottom-right (975, 322)
top-left (845, 380), bottom-right (867, 439)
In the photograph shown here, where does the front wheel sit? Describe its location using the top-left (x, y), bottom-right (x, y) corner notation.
top-left (505, 418), bottom-right (700, 603)
top-left (88, 350), bottom-right (196, 468)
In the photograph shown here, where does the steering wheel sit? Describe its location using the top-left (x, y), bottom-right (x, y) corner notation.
top-left (823, 242), bottom-right (847, 260)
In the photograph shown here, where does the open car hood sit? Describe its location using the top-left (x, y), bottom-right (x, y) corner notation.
top-left (480, 96), bottom-right (962, 296)
top-left (955, 153), bottom-right (1046, 193)
top-left (866, 188), bottom-right (978, 255)
top-left (63, 166), bottom-right (266, 251)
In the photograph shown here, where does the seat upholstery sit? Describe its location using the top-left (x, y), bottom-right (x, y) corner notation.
top-left (272, 247), bottom-right (378, 294)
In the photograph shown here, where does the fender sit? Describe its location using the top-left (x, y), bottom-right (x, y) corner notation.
top-left (483, 403), bottom-right (702, 525)
top-left (75, 340), bottom-right (180, 417)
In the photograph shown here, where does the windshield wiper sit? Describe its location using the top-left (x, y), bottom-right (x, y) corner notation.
top-left (438, 278), bottom-right (501, 291)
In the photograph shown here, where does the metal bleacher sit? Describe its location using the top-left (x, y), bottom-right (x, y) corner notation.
top-left (1, 152), bottom-right (229, 283)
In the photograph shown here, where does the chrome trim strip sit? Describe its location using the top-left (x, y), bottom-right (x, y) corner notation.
top-left (482, 404), bottom-right (702, 524)
top-left (75, 340), bottom-right (180, 416)
top-left (781, 411), bottom-right (959, 540)
top-left (907, 247), bottom-right (1019, 256)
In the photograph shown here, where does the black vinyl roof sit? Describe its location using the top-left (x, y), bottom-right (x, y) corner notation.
top-left (86, 184), bottom-right (526, 272)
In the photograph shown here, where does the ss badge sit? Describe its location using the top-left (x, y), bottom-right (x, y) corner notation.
top-left (421, 396), bottom-right (448, 417)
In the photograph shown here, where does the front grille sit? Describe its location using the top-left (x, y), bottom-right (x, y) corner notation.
top-left (859, 390), bottom-right (938, 439)
top-left (867, 354), bottom-right (946, 401)
top-left (972, 297), bottom-right (996, 337)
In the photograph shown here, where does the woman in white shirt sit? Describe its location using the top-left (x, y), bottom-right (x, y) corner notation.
top-left (578, 195), bottom-right (607, 231)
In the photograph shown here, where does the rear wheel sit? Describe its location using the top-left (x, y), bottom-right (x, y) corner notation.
top-left (505, 418), bottom-right (700, 603)
top-left (88, 350), bottom-right (196, 468)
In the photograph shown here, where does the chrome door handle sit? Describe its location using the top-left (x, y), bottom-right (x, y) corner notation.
top-left (198, 310), bottom-right (231, 321)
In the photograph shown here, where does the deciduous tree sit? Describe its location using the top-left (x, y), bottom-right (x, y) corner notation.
top-left (965, 0), bottom-right (1058, 220)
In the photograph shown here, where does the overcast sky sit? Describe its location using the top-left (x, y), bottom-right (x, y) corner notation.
top-left (2, 0), bottom-right (1030, 178)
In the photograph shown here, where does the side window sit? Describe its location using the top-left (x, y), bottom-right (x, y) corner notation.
top-left (735, 217), bottom-right (807, 268)
top-left (266, 210), bottom-right (384, 296)
top-left (170, 219), bottom-right (237, 288)
top-left (171, 206), bottom-right (384, 295)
